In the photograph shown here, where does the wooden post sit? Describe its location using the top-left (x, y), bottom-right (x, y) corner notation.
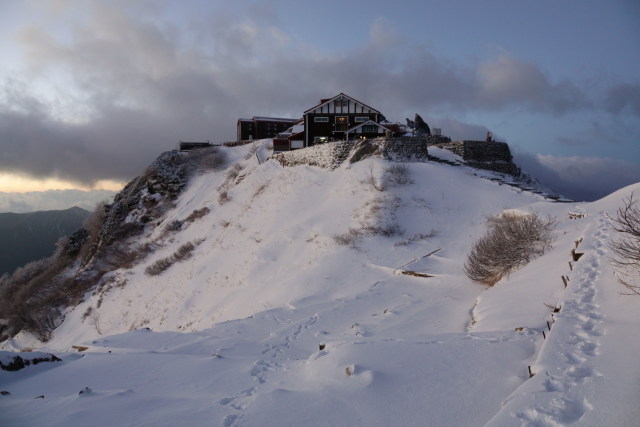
top-left (528, 366), bottom-right (535, 378)
top-left (561, 276), bottom-right (569, 288)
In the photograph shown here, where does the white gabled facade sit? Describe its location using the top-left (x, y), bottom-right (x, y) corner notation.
top-left (303, 93), bottom-right (382, 147)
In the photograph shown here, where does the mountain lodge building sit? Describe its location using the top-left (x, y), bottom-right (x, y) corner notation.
top-left (238, 93), bottom-right (392, 153)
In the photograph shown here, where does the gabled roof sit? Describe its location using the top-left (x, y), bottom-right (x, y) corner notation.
top-left (345, 120), bottom-right (391, 134)
top-left (303, 93), bottom-right (381, 115)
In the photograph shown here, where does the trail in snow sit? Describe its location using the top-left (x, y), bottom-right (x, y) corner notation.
top-left (487, 212), bottom-right (610, 426)
top-left (218, 312), bottom-right (320, 426)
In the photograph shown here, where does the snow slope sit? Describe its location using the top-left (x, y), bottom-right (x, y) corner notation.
top-left (1, 142), bottom-right (639, 426)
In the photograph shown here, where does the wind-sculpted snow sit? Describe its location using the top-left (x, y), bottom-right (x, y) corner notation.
top-left (1, 141), bottom-right (638, 426)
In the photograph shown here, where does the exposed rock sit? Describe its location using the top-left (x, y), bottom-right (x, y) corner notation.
top-left (349, 140), bottom-right (382, 163)
top-left (0, 351), bottom-right (61, 372)
top-left (66, 228), bottom-right (89, 256)
top-left (414, 114), bottom-right (431, 136)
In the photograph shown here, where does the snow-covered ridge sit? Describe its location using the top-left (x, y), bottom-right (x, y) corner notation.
top-left (1, 141), bottom-right (638, 426)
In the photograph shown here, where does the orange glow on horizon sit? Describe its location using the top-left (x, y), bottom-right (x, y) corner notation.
top-left (0, 173), bottom-right (124, 193)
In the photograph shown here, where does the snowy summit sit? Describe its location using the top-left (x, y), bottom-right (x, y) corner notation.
top-left (1, 139), bottom-right (639, 426)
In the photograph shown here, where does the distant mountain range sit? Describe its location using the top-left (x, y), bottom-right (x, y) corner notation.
top-left (0, 206), bottom-right (90, 275)
top-left (0, 189), bottom-right (115, 213)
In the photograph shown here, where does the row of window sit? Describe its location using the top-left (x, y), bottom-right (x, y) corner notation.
top-left (313, 116), bottom-right (370, 123)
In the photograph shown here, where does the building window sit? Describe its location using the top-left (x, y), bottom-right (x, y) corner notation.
top-left (334, 99), bottom-right (348, 108)
top-left (354, 117), bottom-right (368, 123)
top-left (335, 116), bottom-right (348, 132)
top-left (314, 117), bottom-right (329, 122)
top-left (362, 125), bottom-right (378, 134)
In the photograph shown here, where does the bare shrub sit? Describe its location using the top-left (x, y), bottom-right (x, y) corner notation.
top-left (609, 193), bottom-right (640, 295)
top-left (253, 183), bottom-right (269, 199)
top-left (384, 164), bottom-right (413, 186)
top-left (465, 211), bottom-right (556, 286)
top-left (185, 207), bottom-right (210, 222)
top-left (165, 220), bottom-right (183, 233)
top-left (226, 163), bottom-right (243, 182)
top-left (334, 223), bottom-right (402, 247)
top-left (218, 190), bottom-right (231, 205)
top-left (364, 164), bottom-right (385, 192)
top-left (88, 310), bottom-right (102, 335)
top-left (362, 223), bottom-right (403, 237)
top-left (394, 230), bottom-right (437, 247)
top-left (173, 241), bottom-right (196, 261)
top-left (145, 257), bottom-right (174, 276)
top-left (333, 228), bottom-right (363, 246)
top-left (144, 240), bottom-right (202, 276)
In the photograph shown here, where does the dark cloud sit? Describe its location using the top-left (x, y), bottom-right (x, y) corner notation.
top-left (0, 2), bottom-right (632, 186)
top-left (603, 83), bottom-right (640, 116)
top-left (513, 152), bottom-right (640, 201)
top-left (555, 121), bottom-right (622, 147)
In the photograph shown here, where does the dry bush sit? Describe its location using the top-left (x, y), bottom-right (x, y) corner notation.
top-left (145, 257), bottom-right (174, 276)
top-left (364, 164), bottom-right (385, 192)
top-left (218, 190), bottom-right (231, 205)
top-left (394, 230), bottom-right (437, 247)
top-left (253, 183), bottom-right (269, 199)
top-left (384, 164), bottom-right (413, 186)
top-left (185, 207), bottom-right (210, 223)
top-left (333, 228), bottom-right (364, 246)
top-left (144, 240), bottom-right (202, 276)
top-left (333, 222), bottom-right (402, 247)
top-left (609, 193), bottom-right (640, 295)
top-left (164, 220), bottom-right (183, 233)
top-left (361, 223), bottom-right (403, 237)
top-left (465, 211), bottom-right (556, 286)
top-left (226, 163), bottom-right (243, 182)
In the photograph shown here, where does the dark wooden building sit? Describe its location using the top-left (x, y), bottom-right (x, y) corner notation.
top-left (303, 93), bottom-right (384, 146)
top-left (237, 116), bottom-right (299, 142)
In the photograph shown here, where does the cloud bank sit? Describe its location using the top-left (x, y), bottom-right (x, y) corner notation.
top-left (513, 152), bottom-right (640, 202)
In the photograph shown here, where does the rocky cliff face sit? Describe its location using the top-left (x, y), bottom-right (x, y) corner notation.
top-left (0, 147), bottom-right (227, 343)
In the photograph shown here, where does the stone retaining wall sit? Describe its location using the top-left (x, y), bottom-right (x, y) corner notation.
top-left (380, 137), bottom-right (428, 161)
top-left (437, 140), bottom-right (519, 175)
top-left (272, 137), bottom-right (519, 175)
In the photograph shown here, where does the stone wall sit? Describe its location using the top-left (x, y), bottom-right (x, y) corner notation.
top-left (379, 137), bottom-right (428, 161)
top-left (437, 140), bottom-right (520, 175)
top-left (272, 137), bottom-right (522, 174)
